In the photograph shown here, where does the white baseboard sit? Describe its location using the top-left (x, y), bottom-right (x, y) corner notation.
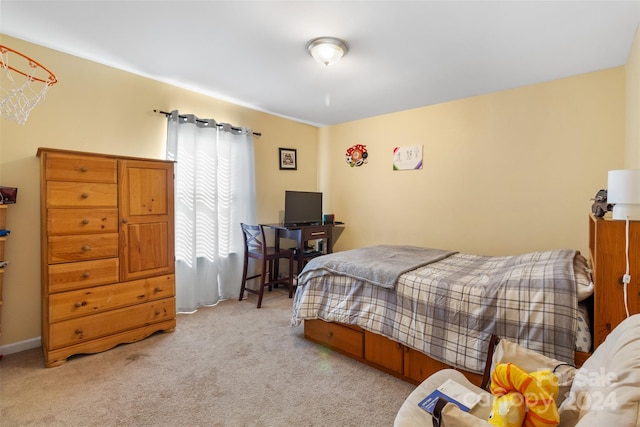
top-left (0, 337), bottom-right (41, 356)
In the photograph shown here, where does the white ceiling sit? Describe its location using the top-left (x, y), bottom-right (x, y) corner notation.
top-left (1, 0), bottom-right (639, 127)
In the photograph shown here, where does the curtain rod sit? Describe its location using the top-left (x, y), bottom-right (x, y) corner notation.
top-left (154, 109), bottom-right (261, 137)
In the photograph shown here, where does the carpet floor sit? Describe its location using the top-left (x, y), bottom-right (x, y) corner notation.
top-left (0, 288), bottom-right (415, 426)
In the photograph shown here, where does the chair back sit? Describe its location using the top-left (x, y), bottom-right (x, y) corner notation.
top-left (240, 223), bottom-right (267, 254)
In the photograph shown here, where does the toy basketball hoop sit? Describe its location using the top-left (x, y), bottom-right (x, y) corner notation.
top-left (0, 45), bottom-right (58, 125)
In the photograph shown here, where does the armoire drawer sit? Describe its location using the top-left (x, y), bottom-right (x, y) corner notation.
top-left (49, 274), bottom-right (175, 322)
top-left (45, 154), bottom-right (117, 183)
top-left (46, 182), bottom-right (117, 208)
top-left (47, 208), bottom-right (118, 235)
top-left (48, 233), bottom-right (119, 264)
top-left (48, 258), bottom-right (119, 293)
top-left (48, 297), bottom-right (176, 349)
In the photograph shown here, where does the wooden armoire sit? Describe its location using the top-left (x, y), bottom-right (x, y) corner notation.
top-left (38, 148), bottom-right (176, 367)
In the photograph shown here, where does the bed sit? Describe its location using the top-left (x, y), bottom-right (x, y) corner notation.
top-left (291, 245), bottom-right (594, 384)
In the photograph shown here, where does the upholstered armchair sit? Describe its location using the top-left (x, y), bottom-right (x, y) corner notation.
top-left (395, 314), bottom-right (640, 427)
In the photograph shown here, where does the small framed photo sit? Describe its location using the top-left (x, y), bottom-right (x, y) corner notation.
top-left (279, 148), bottom-right (297, 170)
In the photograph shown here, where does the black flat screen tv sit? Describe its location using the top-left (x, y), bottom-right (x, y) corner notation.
top-left (284, 191), bottom-right (322, 226)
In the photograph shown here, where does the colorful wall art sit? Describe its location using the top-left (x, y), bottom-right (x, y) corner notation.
top-left (393, 145), bottom-right (423, 170)
top-left (346, 144), bottom-right (368, 167)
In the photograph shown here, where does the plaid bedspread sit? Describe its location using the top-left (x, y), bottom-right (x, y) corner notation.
top-left (291, 248), bottom-right (578, 374)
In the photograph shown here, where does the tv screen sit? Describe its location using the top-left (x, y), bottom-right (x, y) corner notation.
top-left (284, 191), bottom-right (322, 225)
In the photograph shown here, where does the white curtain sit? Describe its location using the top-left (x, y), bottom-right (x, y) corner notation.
top-left (166, 111), bottom-right (256, 313)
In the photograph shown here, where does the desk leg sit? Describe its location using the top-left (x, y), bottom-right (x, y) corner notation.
top-left (273, 230), bottom-right (281, 280)
top-left (295, 232), bottom-right (305, 275)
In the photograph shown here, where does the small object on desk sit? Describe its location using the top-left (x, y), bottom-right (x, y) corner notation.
top-left (334, 221), bottom-right (344, 225)
top-left (0, 230), bottom-right (10, 236)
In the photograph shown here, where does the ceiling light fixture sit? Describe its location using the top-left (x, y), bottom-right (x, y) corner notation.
top-left (306, 37), bottom-right (348, 66)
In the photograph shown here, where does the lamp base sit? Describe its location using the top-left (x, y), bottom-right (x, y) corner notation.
top-left (612, 204), bottom-right (640, 220)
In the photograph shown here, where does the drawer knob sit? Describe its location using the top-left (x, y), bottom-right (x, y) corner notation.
top-left (82, 272), bottom-right (91, 278)
top-left (75, 329), bottom-right (83, 335)
top-left (81, 218), bottom-right (90, 225)
top-left (80, 166), bottom-right (88, 172)
top-left (81, 193), bottom-right (89, 199)
top-left (81, 245), bottom-right (91, 252)
top-left (74, 301), bottom-right (87, 308)
top-left (122, 218), bottom-right (128, 224)
top-left (155, 310), bottom-right (161, 316)
top-left (154, 287), bottom-right (162, 293)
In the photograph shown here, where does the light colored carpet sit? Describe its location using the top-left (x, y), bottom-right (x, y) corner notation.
top-left (0, 288), bottom-right (415, 426)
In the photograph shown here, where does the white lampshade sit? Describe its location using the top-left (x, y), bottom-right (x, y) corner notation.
top-left (608, 169), bottom-right (640, 220)
top-left (306, 37), bottom-right (348, 66)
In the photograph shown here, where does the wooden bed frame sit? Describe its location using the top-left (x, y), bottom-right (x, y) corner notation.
top-left (303, 318), bottom-right (591, 387)
top-left (299, 216), bottom-right (635, 387)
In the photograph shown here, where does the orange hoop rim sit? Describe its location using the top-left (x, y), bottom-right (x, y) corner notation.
top-left (0, 45), bottom-right (58, 86)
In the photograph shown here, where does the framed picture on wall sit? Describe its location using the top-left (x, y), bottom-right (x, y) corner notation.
top-left (279, 148), bottom-right (297, 170)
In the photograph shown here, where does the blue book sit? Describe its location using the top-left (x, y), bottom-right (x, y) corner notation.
top-left (418, 379), bottom-right (481, 414)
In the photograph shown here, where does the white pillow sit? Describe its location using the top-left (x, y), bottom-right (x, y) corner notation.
top-left (559, 314), bottom-right (640, 426)
top-left (573, 253), bottom-right (594, 302)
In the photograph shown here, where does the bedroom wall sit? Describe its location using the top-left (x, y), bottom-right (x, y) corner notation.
top-left (0, 35), bottom-right (318, 351)
top-left (0, 32), bottom-right (632, 352)
top-left (626, 24), bottom-right (640, 168)
top-left (319, 68), bottom-right (625, 257)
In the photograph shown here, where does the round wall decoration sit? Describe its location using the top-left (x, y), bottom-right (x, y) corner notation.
top-left (346, 144), bottom-right (368, 167)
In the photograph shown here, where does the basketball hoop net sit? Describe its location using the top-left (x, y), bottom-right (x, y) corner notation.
top-left (0, 45), bottom-right (58, 125)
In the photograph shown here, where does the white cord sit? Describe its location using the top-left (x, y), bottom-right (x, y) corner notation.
top-left (623, 217), bottom-right (631, 318)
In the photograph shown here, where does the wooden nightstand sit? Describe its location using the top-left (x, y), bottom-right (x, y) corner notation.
top-left (589, 214), bottom-right (640, 348)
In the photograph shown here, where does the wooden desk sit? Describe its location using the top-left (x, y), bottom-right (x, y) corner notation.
top-left (265, 223), bottom-right (341, 274)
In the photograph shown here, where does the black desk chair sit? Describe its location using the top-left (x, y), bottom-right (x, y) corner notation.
top-left (239, 223), bottom-right (295, 308)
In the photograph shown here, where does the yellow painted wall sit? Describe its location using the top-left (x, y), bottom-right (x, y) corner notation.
top-left (626, 25), bottom-right (640, 168)
top-left (321, 68), bottom-right (625, 256)
top-left (0, 31), bottom-right (633, 352)
top-left (0, 35), bottom-right (318, 349)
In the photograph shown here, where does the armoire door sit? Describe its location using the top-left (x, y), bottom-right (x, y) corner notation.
top-left (119, 159), bottom-right (175, 281)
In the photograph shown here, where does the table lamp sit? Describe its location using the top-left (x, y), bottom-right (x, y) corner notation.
top-left (608, 169), bottom-right (640, 220)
